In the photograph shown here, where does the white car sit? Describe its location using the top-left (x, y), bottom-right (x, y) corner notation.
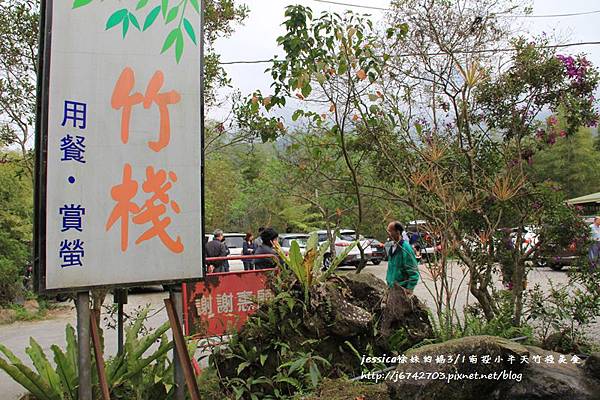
top-left (204, 232), bottom-right (246, 270)
top-left (279, 233), bottom-right (311, 255)
top-left (312, 229), bottom-right (372, 268)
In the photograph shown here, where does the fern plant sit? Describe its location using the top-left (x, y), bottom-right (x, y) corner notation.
top-left (275, 231), bottom-right (357, 304)
top-left (0, 308), bottom-right (179, 399)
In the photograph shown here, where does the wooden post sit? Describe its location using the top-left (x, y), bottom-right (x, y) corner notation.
top-left (164, 297), bottom-right (201, 400)
top-left (90, 309), bottom-right (111, 400)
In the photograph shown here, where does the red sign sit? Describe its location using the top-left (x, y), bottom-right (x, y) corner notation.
top-left (183, 269), bottom-right (275, 337)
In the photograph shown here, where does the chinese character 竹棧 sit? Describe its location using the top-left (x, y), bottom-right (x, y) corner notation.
top-left (105, 164), bottom-right (140, 252)
top-left (111, 67), bottom-right (181, 152)
top-left (105, 164), bottom-right (184, 253)
top-left (60, 204), bottom-right (85, 232)
top-left (61, 100), bottom-right (87, 129)
top-left (59, 239), bottom-right (84, 268)
top-left (60, 135), bottom-right (86, 163)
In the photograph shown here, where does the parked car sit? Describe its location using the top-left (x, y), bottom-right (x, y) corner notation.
top-left (312, 229), bottom-right (366, 268)
top-left (405, 221), bottom-right (439, 261)
top-left (366, 238), bottom-right (385, 265)
top-left (279, 233), bottom-right (310, 255)
top-left (204, 232), bottom-right (245, 269)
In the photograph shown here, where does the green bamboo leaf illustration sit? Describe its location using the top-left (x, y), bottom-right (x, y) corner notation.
top-left (189, 0), bottom-right (199, 14)
top-left (175, 29), bottom-right (184, 63)
top-left (122, 14), bottom-right (130, 38)
top-left (135, 0), bottom-right (149, 10)
top-left (161, 0), bottom-right (169, 19)
top-left (129, 13), bottom-right (141, 30)
top-left (183, 18), bottom-right (197, 45)
top-left (106, 9), bottom-right (128, 30)
top-left (143, 6), bottom-right (161, 31)
top-left (165, 5), bottom-right (179, 24)
top-left (72, 0), bottom-right (93, 9)
top-left (161, 28), bottom-right (179, 54)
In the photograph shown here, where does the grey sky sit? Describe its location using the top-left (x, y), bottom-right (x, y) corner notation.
top-left (210, 0), bottom-right (600, 121)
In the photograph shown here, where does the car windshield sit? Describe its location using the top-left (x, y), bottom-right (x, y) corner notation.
top-left (224, 236), bottom-right (244, 248)
top-left (317, 233), bottom-right (328, 242)
top-left (340, 234), bottom-right (356, 241)
top-left (281, 237), bottom-right (309, 248)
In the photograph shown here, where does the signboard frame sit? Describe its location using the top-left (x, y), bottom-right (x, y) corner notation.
top-left (34, 0), bottom-right (206, 294)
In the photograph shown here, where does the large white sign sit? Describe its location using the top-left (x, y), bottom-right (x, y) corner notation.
top-left (41, 0), bottom-right (202, 290)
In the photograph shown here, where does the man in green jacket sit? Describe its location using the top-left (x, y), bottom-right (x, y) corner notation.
top-left (381, 221), bottom-right (421, 336)
top-left (385, 221), bottom-right (420, 294)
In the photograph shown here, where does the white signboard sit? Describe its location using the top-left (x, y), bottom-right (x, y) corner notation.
top-left (40, 0), bottom-right (202, 290)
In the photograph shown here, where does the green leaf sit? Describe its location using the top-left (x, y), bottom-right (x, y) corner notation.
top-left (0, 357), bottom-right (49, 400)
top-left (65, 325), bottom-right (77, 376)
top-left (237, 361), bottom-right (250, 375)
top-left (175, 29), bottom-right (184, 63)
top-left (143, 6), bottom-right (161, 31)
top-left (161, 0), bottom-right (169, 18)
top-left (51, 346), bottom-right (77, 400)
top-left (183, 18), bottom-right (197, 45)
top-left (72, 0), bottom-right (93, 8)
top-left (26, 338), bottom-right (62, 393)
top-left (136, 0), bottom-right (149, 10)
top-left (166, 5), bottom-right (179, 24)
top-left (105, 9), bottom-right (128, 30)
top-left (260, 354), bottom-right (268, 366)
top-left (309, 361), bottom-right (321, 387)
top-left (368, 93), bottom-right (379, 102)
top-left (129, 13), bottom-right (141, 31)
top-left (301, 83), bottom-right (312, 98)
top-left (161, 28), bottom-right (179, 53)
top-left (291, 109), bottom-right (304, 121)
top-left (190, 0), bottom-right (200, 14)
top-left (122, 15), bottom-right (130, 38)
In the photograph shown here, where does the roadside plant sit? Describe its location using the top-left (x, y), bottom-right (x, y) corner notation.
top-left (0, 308), bottom-right (181, 399)
top-left (275, 231), bottom-right (357, 304)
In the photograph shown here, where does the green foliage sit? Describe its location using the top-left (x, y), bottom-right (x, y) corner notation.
top-left (275, 232), bottom-right (356, 304)
top-left (0, 309), bottom-right (179, 399)
top-left (525, 268), bottom-right (600, 353)
top-left (0, 155), bottom-right (33, 304)
top-left (529, 126), bottom-right (600, 198)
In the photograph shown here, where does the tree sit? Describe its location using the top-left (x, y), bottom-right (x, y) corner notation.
top-left (0, 0), bottom-right (248, 164)
top-left (0, 0), bottom-right (38, 176)
top-left (0, 152), bottom-right (33, 303)
top-left (529, 125), bottom-right (600, 198)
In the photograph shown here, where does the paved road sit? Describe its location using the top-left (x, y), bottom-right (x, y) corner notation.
top-left (0, 261), bottom-right (575, 399)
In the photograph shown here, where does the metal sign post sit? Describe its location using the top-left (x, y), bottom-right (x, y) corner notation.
top-left (76, 292), bottom-right (92, 400)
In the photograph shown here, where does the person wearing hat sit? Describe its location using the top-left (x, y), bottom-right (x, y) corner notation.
top-left (254, 227), bottom-right (280, 270)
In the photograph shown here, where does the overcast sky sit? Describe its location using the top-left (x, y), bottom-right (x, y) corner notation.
top-left (210, 0), bottom-right (600, 120)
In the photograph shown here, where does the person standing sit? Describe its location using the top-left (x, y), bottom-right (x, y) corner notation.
top-left (381, 221), bottom-right (420, 336)
top-left (589, 217), bottom-right (600, 268)
top-left (242, 232), bottom-right (256, 271)
top-left (254, 226), bottom-right (265, 247)
top-left (254, 228), bottom-right (280, 270)
top-left (385, 221), bottom-right (420, 293)
top-left (206, 229), bottom-right (230, 273)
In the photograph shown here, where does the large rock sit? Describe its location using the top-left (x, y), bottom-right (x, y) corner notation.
top-left (386, 335), bottom-right (527, 400)
top-left (386, 335), bottom-right (600, 400)
top-left (379, 285), bottom-right (433, 349)
top-left (493, 346), bottom-right (600, 400)
top-left (341, 272), bottom-right (387, 314)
